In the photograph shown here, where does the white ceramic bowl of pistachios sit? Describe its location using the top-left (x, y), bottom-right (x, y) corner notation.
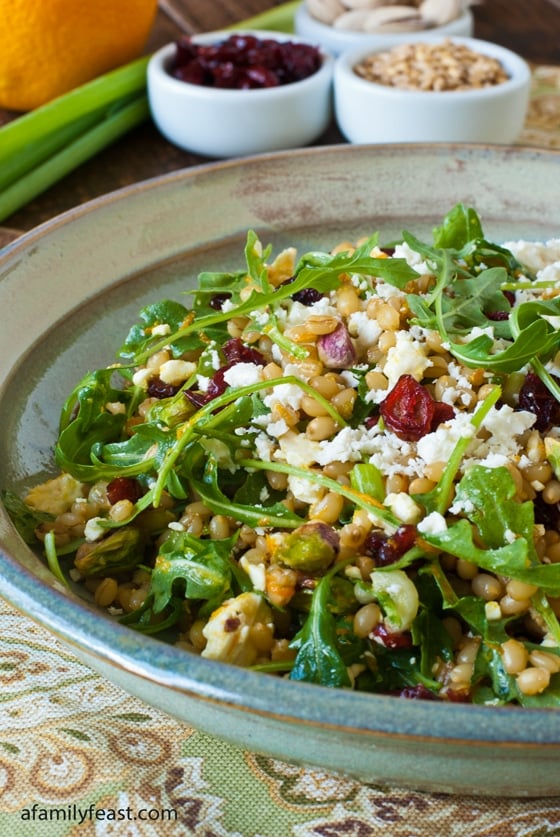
top-left (295, 0), bottom-right (474, 56)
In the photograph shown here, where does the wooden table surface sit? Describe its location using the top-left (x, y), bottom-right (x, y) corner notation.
top-left (1, 0), bottom-right (560, 237)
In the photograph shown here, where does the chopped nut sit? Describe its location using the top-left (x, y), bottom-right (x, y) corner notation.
top-left (354, 39), bottom-right (510, 92)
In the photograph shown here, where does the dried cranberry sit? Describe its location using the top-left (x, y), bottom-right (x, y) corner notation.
top-left (518, 371), bottom-right (560, 431)
top-left (398, 684), bottom-right (437, 700)
top-left (364, 524), bottom-right (416, 567)
top-left (224, 616), bottom-right (241, 633)
top-left (209, 293), bottom-right (231, 310)
top-left (533, 494), bottom-right (560, 529)
top-left (222, 337), bottom-right (266, 365)
top-left (184, 366), bottom-right (231, 408)
top-left (106, 477), bottom-right (143, 506)
top-left (184, 388), bottom-right (209, 409)
top-left (371, 623), bottom-right (413, 648)
top-left (291, 287), bottom-right (323, 306)
top-left (379, 375), bottom-right (454, 441)
top-left (486, 289), bottom-right (515, 321)
top-left (431, 400), bottom-right (455, 428)
top-left (147, 376), bottom-right (182, 399)
top-left (169, 34), bottom-right (321, 90)
top-left (445, 688), bottom-right (471, 703)
top-left (380, 375), bottom-right (435, 441)
top-left (280, 275), bottom-right (324, 306)
top-left (184, 341), bottom-right (265, 408)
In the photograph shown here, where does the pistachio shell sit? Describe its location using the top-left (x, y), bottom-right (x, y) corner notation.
top-left (307, 0), bottom-right (347, 24)
top-left (363, 6), bottom-right (426, 32)
top-left (333, 9), bottom-right (373, 29)
top-left (419, 0), bottom-right (462, 26)
top-left (342, 0), bottom-right (412, 9)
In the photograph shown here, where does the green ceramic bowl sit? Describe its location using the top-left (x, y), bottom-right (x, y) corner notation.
top-left (1, 144), bottom-right (560, 796)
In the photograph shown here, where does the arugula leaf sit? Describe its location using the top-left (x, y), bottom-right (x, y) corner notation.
top-left (407, 266), bottom-right (512, 338)
top-left (424, 518), bottom-right (560, 595)
top-left (151, 532), bottom-right (238, 614)
top-left (454, 466), bottom-right (536, 553)
top-left (74, 527), bottom-right (145, 577)
top-left (416, 385), bottom-right (501, 515)
top-left (432, 203), bottom-right (484, 249)
top-left (349, 462), bottom-right (385, 503)
top-left (189, 456), bottom-right (306, 530)
top-left (453, 596), bottom-right (519, 704)
top-left (1, 490), bottom-right (52, 544)
top-left (119, 593), bottom-right (184, 635)
top-left (449, 318), bottom-right (560, 372)
top-left (289, 563), bottom-right (352, 688)
top-left (118, 299), bottom-right (195, 362)
top-left (191, 269), bottom-right (245, 318)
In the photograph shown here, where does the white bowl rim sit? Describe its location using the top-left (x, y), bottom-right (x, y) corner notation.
top-left (148, 29), bottom-right (335, 101)
top-left (334, 34), bottom-right (531, 99)
top-left (334, 35), bottom-right (531, 101)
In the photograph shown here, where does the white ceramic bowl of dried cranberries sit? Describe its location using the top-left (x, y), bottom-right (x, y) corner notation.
top-left (295, 0), bottom-right (474, 56)
top-left (333, 35), bottom-right (531, 144)
top-left (147, 29), bottom-right (335, 158)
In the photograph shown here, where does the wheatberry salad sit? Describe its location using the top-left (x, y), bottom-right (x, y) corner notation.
top-left (6, 203), bottom-right (560, 706)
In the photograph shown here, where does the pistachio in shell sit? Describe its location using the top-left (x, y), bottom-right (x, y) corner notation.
top-left (276, 521), bottom-right (339, 573)
top-left (74, 527), bottom-right (144, 577)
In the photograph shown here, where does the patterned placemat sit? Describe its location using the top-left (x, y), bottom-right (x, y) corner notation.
top-left (518, 65), bottom-right (560, 149)
top-left (1, 596), bottom-right (560, 836)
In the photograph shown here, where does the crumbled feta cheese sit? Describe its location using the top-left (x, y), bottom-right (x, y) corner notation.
top-left (209, 348), bottom-right (221, 370)
top-left (384, 492), bottom-right (422, 524)
top-left (254, 432), bottom-right (274, 462)
top-left (223, 362), bottom-right (263, 388)
top-left (276, 431), bottom-right (322, 467)
top-left (239, 555), bottom-right (266, 592)
top-left (316, 426), bottom-right (373, 466)
top-left (503, 238), bottom-right (560, 276)
top-left (482, 404), bottom-right (535, 441)
top-left (265, 384), bottom-right (304, 412)
top-left (150, 323), bottom-right (171, 337)
top-left (84, 517), bottom-right (106, 542)
top-left (392, 241), bottom-right (433, 275)
top-left (287, 474), bottom-right (323, 504)
top-left (375, 281), bottom-right (405, 300)
top-left (449, 496), bottom-right (475, 515)
top-left (504, 528), bottom-right (516, 544)
top-left (416, 413), bottom-right (475, 466)
top-left (266, 419), bottom-right (290, 438)
top-left (285, 297), bottom-right (337, 326)
top-left (382, 330), bottom-right (430, 387)
top-left (417, 512), bottom-right (448, 535)
top-left (347, 310), bottom-right (382, 351)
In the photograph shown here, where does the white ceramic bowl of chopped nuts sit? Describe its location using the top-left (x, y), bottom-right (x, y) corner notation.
top-left (295, 0), bottom-right (474, 56)
top-left (333, 35), bottom-right (531, 144)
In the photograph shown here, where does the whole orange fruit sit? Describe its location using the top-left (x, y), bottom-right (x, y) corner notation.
top-left (0, 0), bottom-right (158, 111)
